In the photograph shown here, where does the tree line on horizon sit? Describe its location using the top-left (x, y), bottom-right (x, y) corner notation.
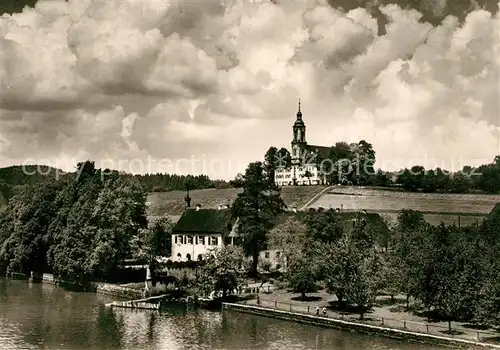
top-left (0, 165), bottom-right (228, 204)
top-left (0, 143), bottom-right (499, 205)
top-left (257, 142), bottom-right (500, 194)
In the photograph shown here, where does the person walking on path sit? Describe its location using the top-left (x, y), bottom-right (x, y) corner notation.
top-left (315, 306), bottom-right (320, 316)
top-left (322, 306), bottom-right (327, 316)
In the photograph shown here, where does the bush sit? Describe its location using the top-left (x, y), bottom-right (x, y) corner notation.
top-left (259, 259), bottom-right (271, 272)
top-left (274, 278), bottom-right (288, 290)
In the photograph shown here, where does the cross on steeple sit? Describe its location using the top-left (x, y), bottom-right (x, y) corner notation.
top-left (296, 98), bottom-right (302, 120)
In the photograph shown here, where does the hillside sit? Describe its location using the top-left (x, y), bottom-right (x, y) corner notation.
top-left (0, 164), bottom-right (225, 204)
top-left (147, 186), bottom-right (328, 217)
top-left (0, 165), bottom-right (65, 203)
top-left (308, 186), bottom-right (499, 226)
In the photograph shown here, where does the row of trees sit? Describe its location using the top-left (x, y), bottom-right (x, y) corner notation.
top-left (206, 201), bottom-right (499, 327)
top-left (0, 161), bottom-right (172, 285)
top-left (266, 206), bottom-right (500, 326)
top-left (395, 158), bottom-right (500, 193)
top-left (0, 165), bottom-right (228, 204)
top-left (255, 143), bottom-right (500, 193)
top-left (132, 173), bottom-right (224, 192)
top-left (204, 157), bottom-right (500, 326)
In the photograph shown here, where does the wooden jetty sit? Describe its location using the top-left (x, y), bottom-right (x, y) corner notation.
top-left (105, 295), bottom-right (168, 310)
top-left (105, 300), bottom-right (160, 310)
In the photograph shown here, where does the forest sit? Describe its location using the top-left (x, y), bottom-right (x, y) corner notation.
top-left (0, 161), bottom-right (171, 285)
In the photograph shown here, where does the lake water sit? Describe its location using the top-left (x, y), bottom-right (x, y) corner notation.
top-left (0, 278), bottom-right (443, 349)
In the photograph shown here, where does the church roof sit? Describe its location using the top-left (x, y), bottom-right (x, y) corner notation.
top-left (173, 208), bottom-right (234, 234)
top-left (306, 145), bottom-right (331, 159)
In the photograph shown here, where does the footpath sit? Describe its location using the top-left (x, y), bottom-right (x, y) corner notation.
top-left (224, 302), bottom-right (500, 349)
top-left (237, 289), bottom-right (500, 347)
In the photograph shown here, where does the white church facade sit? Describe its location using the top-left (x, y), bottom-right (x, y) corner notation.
top-left (275, 102), bottom-right (330, 186)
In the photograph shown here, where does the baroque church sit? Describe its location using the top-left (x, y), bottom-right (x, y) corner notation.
top-left (274, 102), bottom-right (330, 186)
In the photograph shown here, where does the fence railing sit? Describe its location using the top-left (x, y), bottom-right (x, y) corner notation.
top-left (240, 298), bottom-right (500, 344)
top-left (243, 285), bottom-right (275, 294)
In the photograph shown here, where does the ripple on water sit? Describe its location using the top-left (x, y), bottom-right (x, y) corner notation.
top-left (0, 279), bottom-right (444, 350)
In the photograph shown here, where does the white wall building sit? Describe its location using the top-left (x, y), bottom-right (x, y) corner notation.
top-left (171, 205), bottom-right (239, 262)
top-left (275, 102), bottom-right (330, 186)
top-left (171, 205), bottom-right (283, 270)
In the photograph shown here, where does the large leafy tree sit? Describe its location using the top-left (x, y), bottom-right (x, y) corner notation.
top-left (268, 214), bottom-right (307, 268)
top-left (304, 208), bottom-right (344, 243)
top-left (47, 161), bottom-right (148, 285)
top-left (475, 260), bottom-right (500, 326)
top-left (390, 210), bottom-right (429, 307)
top-left (345, 248), bottom-right (383, 320)
top-left (264, 147), bottom-right (279, 184)
top-left (277, 148), bottom-right (291, 168)
top-left (131, 216), bottom-right (174, 284)
top-left (86, 174), bottom-right (148, 279)
top-left (232, 162), bottom-right (286, 276)
top-left (0, 179), bottom-right (62, 275)
top-left (477, 158), bottom-right (500, 193)
top-left (320, 216), bottom-right (376, 308)
top-left (286, 252), bottom-right (317, 300)
top-left (474, 205), bottom-right (500, 326)
top-left (321, 238), bottom-right (355, 307)
top-left (198, 245), bottom-right (246, 298)
top-left (349, 140), bottom-right (376, 185)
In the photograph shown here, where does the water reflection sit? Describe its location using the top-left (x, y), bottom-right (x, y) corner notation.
top-left (0, 279), bottom-right (443, 350)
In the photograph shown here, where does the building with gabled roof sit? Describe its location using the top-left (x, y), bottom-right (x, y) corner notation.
top-left (171, 205), bottom-right (242, 262)
top-left (275, 101), bottom-right (330, 186)
top-left (171, 203), bottom-right (284, 270)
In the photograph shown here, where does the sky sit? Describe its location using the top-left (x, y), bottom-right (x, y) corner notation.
top-left (0, 0), bottom-right (499, 180)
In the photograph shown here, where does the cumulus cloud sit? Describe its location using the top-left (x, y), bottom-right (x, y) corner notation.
top-left (0, 0), bottom-right (499, 180)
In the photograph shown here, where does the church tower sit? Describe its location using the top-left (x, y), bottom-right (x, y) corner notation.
top-left (291, 100), bottom-right (307, 165)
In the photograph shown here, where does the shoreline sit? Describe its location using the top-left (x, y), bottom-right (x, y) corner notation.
top-left (223, 302), bottom-right (500, 349)
top-left (40, 273), bottom-right (144, 299)
top-left (39, 274), bottom-right (197, 304)
top-left (11, 274), bottom-right (500, 348)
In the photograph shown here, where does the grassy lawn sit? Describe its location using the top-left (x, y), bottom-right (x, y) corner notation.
top-left (147, 186), bottom-right (327, 216)
top-left (247, 289), bottom-right (500, 344)
top-left (308, 186), bottom-right (499, 226)
top-left (146, 184), bottom-right (496, 225)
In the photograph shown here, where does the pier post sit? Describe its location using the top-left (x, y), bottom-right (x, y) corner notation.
top-left (30, 271), bottom-right (42, 283)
